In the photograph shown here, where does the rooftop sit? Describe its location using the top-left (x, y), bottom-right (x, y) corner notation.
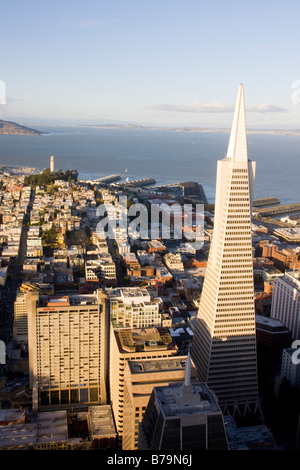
top-left (256, 314), bottom-right (290, 332)
top-left (155, 381), bottom-right (220, 418)
top-left (282, 270), bottom-right (300, 288)
top-left (0, 409), bottom-right (25, 423)
top-left (0, 423), bottom-right (37, 448)
top-left (128, 356), bottom-right (191, 375)
top-left (110, 286), bottom-right (152, 305)
top-left (36, 411), bottom-right (68, 444)
top-left (89, 405), bottom-right (116, 438)
top-left (116, 327), bottom-right (174, 353)
top-left (224, 415), bottom-right (277, 450)
top-left (38, 293), bottom-right (100, 308)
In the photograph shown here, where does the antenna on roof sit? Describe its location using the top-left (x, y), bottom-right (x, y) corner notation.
top-left (184, 348), bottom-right (192, 388)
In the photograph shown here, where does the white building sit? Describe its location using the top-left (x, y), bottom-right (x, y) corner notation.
top-left (117, 240), bottom-right (131, 255)
top-left (164, 252), bottom-right (184, 272)
top-left (191, 85), bottom-right (258, 412)
top-left (85, 259), bottom-right (101, 281)
top-left (137, 250), bottom-right (156, 266)
top-left (85, 255), bottom-right (116, 283)
top-left (271, 270), bottom-right (300, 340)
top-left (280, 347), bottom-right (300, 386)
top-left (98, 254), bottom-right (117, 282)
top-left (109, 287), bottom-right (162, 329)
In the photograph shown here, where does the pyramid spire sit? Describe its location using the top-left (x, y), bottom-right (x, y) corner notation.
top-left (226, 83), bottom-right (248, 162)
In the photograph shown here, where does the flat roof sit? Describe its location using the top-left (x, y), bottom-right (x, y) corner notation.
top-left (38, 293), bottom-right (99, 308)
top-left (116, 327), bottom-right (174, 353)
top-left (155, 382), bottom-right (220, 417)
top-left (256, 314), bottom-right (288, 330)
top-left (89, 405), bottom-right (116, 438)
top-left (0, 424), bottom-right (37, 448)
top-left (224, 415), bottom-right (277, 450)
top-left (128, 356), bottom-right (191, 375)
top-left (36, 411), bottom-right (68, 444)
top-left (0, 409), bottom-right (25, 422)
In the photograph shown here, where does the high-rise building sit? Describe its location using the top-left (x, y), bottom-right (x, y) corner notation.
top-left (109, 326), bottom-right (178, 441)
top-left (280, 347), bottom-right (300, 386)
top-left (50, 155), bottom-right (55, 173)
top-left (191, 84), bottom-right (259, 413)
top-left (13, 292), bottom-right (39, 345)
top-left (27, 290), bottom-right (109, 411)
top-left (270, 270), bottom-right (300, 340)
top-left (138, 368), bottom-right (228, 450)
top-left (122, 355), bottom-right (198, 450)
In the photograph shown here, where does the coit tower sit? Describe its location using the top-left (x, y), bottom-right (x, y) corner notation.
top-left (50, 155), bottom-right (55, 173)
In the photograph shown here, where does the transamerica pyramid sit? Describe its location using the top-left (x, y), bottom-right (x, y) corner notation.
top-left (191, 84), bottom-right (259, 415)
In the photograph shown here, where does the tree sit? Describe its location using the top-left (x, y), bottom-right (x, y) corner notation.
top-left (42, 224), bottom-right (58, 246)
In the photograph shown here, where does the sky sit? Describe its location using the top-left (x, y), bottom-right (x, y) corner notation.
top-left (0, 0), bottom-right (300, 129)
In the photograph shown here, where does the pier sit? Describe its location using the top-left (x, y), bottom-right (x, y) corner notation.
top-left (117, 178), bottom-right (156, 187)
top-left (253, 202), bottom-right (300, 217)
top-left (82, 174), bottom-right (121, 184)
top-left (253, 197), bottom-right (280, 207)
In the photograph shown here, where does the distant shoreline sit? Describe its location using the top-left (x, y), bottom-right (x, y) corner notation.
top-left (75, 124), bottom-right (300, 137)
top-left (0, 119), bottom-right (45, 136)
top-left (2, 120), bottom-right (300, 137)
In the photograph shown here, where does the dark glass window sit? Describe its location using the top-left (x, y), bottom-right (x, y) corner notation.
top-left (50, 390), bottom-right (59, 405)
top-left (70, 388), bottom-right (79, 403)
top-left (182, 424), bottom-right (206, 450)
top-left (207, 414), bottom-right (228, 450)
top-left (161, 419), bottom-right (180, 450)
top-left (40, 390), bottom-right (49, 406)
top-left (61, 389), bottom-right (69, 404)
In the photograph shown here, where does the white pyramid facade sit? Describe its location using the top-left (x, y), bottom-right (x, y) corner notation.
top-left (192, 85), bottom-right (258, 408)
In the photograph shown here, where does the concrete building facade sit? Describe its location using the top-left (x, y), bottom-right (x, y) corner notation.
top-left (138, 379), bottom-right (228, 450)
top-left (271, 270), bottom-right (300, 340)
top-left (109, 327), bottom-right (178, 441)
top-left (27, 290), bottom-right (109, 410)
top-left (122, 356), bottom-right (198, 450)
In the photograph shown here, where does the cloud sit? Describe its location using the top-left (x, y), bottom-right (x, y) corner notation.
top-left (247, 104), bottom-right (288, 113)
top-left (149, 101), bottom-right (234, 114)
top-left (149, 101), bottom-right (288, 114)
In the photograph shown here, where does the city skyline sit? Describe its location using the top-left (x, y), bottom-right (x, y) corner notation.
top-left (1, 1), bottom-right (300, 453)
top-left (0, 0), bottom-right (300, 128)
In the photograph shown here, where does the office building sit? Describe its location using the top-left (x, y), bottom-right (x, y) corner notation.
top-left (280, 347), bottom-right (300, 386)
top-left (271, 270), bottom-right (300, 340)
top-left (122, 355), bottom-right (198, 450)
top-left (191, 85), bottom-right (259, 413)
top-left (27, 290), bottom-right (108, 410)
top-left (13, 292), bottom-right (39, 345)
top-left (255, 314), bottom-right (292, 360)
top-left (109, 327), bottom-right (178, 441)
top-left (138, 371), bottom-right (228, 450)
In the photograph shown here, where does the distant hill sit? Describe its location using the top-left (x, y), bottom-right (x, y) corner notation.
top-left (0, 120), bottom-right (43, 135)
